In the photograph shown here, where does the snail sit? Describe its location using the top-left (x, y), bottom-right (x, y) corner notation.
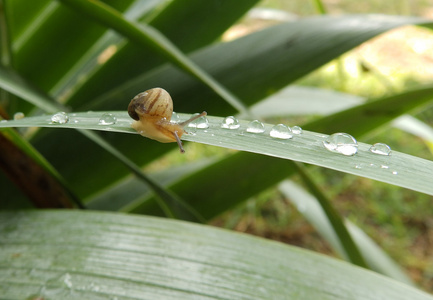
top-left (128, 87), bottom-right (207, 153)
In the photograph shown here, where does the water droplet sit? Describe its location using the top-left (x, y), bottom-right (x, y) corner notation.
top-left (40, 272), bottom-right (74, 297)
top-left (381, 165), bottom-right (389, 169)
top-left (88, 282), bottom-right (100, 292)
top-left (13, 112), bottom-right (25, 120)
top-left (50, 112), bottom-right (69, 124)
top-left (188, 113), bottom-right (209, 129)
top-left (369, 143), bottom-right (391, 156)
top-left (61, 273), bottom-right (73, 289)
top-left (221, 116), bottom-right (240, 129)
top-left (291, 126), bottom-right (303, 135)
top-left (392, 171), bottom-right (398, 175)
top-left (246, 120), bottom-right (265, 133)
top-left (171, 112), bottom-right (180, 123)
top-left (323, 133), bottom-right (358, 156)
top-left (98, 113), bottom-right (117, 125)
top-left (355, 164), bottom-right (362, 169)
top-left (270, 124), bottom-right (293, 139)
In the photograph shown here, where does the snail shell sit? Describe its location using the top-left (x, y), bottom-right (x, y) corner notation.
top-left (128, 87), bottom-right (206, 153)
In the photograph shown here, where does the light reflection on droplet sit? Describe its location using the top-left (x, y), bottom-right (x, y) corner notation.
top-left (171, 112), bottom-right (180, 123)
top-left (291, 126), bottom-right (303, 135)
top-left (188, 113), bottom-right (209, 129)
top-left (369, 143), bottom-right (391, 156)
top-left (221, 116), bottom-right (240, 129)
top-left (246, 120), bottom-right (265, 133)
top-left (270, 124), bottom-right (292, 139)
top-left (323, 133), bottom-right (358, 156)
top-left (98, 113), bottom-right (117, 125)
top-left (50, 112), bottom-right (69, 124)
top-left (13, 112), bottom-right (25, 120)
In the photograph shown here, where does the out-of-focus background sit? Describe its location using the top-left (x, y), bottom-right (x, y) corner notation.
top-left (209, 0), bottom-right (433, 292)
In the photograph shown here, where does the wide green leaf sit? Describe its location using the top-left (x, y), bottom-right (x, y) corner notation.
top-left (1, 210), bottom-right (431, 299)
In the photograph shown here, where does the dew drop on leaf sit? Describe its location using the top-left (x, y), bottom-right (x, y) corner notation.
top-left (13, 112), bottom-right (25, 120)
top-left (323, 133), bottom-right (358, 156)
top-left (246, 120), bottom-right (265, 133)
top-left (221, 116), bottom-right (240, 129)
top-left (188, 113), bottom-right (209, 129)
top-left (270, 124), bottom-right (293, 139)
top-left (170, 112), bottom-right (180, 123)
top-left (50, 112), bottom-right (69, 124)
top-left (291, 125), bottom-right (303, 135)
top-left (369, 143), bottom-right (391, 156)
top-left (98, 113), bottom-right (117, 125)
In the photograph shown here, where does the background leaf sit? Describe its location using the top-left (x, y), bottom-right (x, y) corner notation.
top-left (1, 210), bottom-right (432, 300)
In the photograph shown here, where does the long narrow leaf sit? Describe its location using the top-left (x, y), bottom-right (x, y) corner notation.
top-left (79, 129), bottom-right (205, 222)
top-left (279, 180), bottom-right (415, 285)
top-left (58, 0), bottom-right (249, 114)
top-left (87, 15), bottom-right (433, 115)
top-left (2, 111), bottom-right (433, 198)
top-left (1, 210), bottom-right (432, 299)
top-left (293, 162), bottom-right (368, 268)
top-left (50, 0), bottom-right (162, 100)
top-left (0, 65), bottom-right (61, 113)
top-left (305, 86), bottom-right (433, 137)
top-left (66, 0), bottom-right (260, 107)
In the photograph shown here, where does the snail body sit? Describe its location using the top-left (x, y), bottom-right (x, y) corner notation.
top-left (128, 88), bottom-right (206, 153)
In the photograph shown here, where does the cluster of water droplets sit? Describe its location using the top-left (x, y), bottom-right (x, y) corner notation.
top-left (48, 112), bottom-right (121, 126)
top-left (16, 111), bottom-right (396, 174)
top-left (323, 133), bottom-right (392, 157)
top-left (323, 133), bottom-right (359, 156)
top-left (322, 132), bottom-right (396, 174)
top-left (219, 117), bottom-right (302, 140)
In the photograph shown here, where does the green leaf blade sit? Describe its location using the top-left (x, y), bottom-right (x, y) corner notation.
top-left (1, 210), bottom-right (432, 299)
top-left (2, 111), bottom-right (433, 198)
top-left (58, 0), bottom-right (249, 114)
